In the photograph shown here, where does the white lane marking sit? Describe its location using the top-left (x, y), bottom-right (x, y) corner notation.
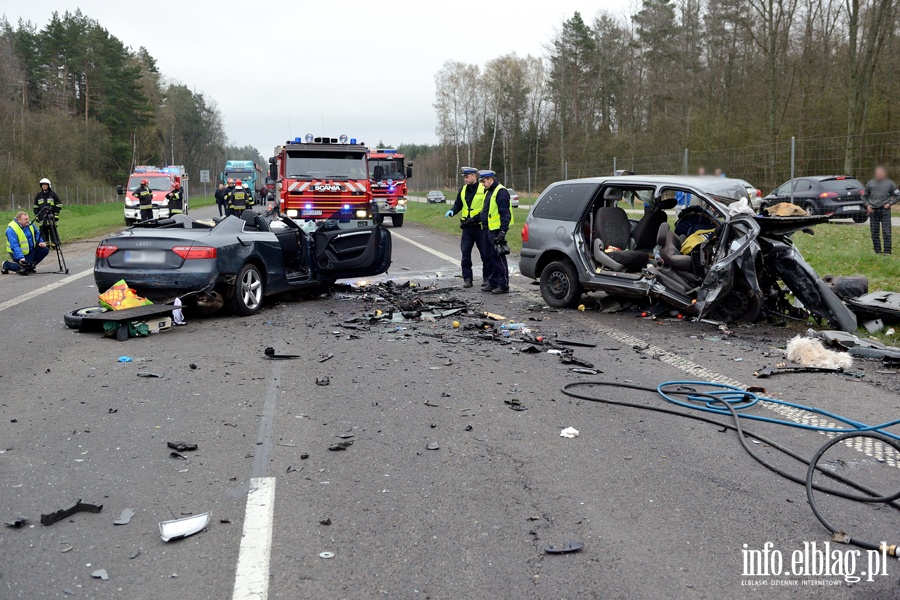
top-left (589, 321), bottom-right (900, 468)
top-left (0, 267), bottom-right (93, 313)
top-left (232, 477), bottom-right (277, 600)
top-left (391, 231), bottom-right (459, 266)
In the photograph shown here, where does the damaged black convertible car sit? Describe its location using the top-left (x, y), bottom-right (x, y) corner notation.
top-left (94, 212), bottom-right (392, 315)
top-left (520, 175), bottom-right (858, 332)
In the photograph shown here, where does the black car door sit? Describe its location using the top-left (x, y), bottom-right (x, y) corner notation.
top-left (313, 225), bottom-right (392, 279)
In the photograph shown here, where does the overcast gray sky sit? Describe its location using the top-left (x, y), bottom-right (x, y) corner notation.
top-left (5, 1), bottom-right (622, 155)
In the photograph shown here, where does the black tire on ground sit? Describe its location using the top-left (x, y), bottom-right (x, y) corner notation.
top-left (226, 263), bottom-right (265, 316)
top-left (374, 214), bottom-right (385, 224)
top-left (802, 202), bottom-right (818, 216)
top-left (64, 306), bottom-right (108, 329)
top-left (124, 218), bottom-right (136, 226)
top-left (392, 214), bottom-right (404, 227)
top-left (851, 214), bottom-right (869, 223)
top-left (539, 260), bottom-right (583, 308)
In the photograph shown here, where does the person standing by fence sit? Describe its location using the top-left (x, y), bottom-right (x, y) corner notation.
top-left (863, 165), bottom-right (899, 255)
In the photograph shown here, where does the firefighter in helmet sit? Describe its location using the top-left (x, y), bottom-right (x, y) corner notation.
top-left (166, 181), bottom-right (185, 215)
top-left (223, 178), bottom-right (237, 216)
top-left (227, 179), bottom-right (250, 217)
top-left (33, 177), bottom-right (62, 248)
top-left (133, 178), bottom-right (154, 222)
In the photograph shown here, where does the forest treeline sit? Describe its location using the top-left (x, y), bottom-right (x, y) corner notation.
top-left (417, 0), bottom-right (900, 192)
top-left (0, 10), bottom-right (251, 197)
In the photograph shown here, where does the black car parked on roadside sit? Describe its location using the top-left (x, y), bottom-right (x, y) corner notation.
top-left (761, 175), bottom-right (868, 222)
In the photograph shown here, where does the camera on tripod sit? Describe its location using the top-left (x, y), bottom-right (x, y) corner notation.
top-left (34, 204), bottom-right (68, 274)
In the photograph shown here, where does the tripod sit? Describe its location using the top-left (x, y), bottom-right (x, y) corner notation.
top-left (36, 208), bottom-right (68, 274)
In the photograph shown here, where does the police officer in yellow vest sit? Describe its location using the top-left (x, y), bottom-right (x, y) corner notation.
top-left (444, 166), bottom-right (488, 288)
top-left (3, 212), bottom-right (49, 275)
top-left (478, 169), bottom-right (513, 294)
top-left (227, 179), bottom-right (250, 217)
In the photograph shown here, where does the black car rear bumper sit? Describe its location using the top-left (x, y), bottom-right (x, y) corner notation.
top-left (94, 260), bottom-right (219, 300)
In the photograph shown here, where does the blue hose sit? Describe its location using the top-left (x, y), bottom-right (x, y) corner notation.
top-left (657, 381), bottom-right (900, 442)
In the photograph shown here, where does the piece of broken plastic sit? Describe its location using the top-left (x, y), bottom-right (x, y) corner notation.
top-left (41, 499), bottom-right (103, 526)
top-left (560, 427), bottom-right (580, 439)
top-left (159, 512), bottom-right (210, 542)
top-left (264, 347), bottom-right (299, 360)
top-left (167, 441), bottom-right (198, 452)
top-left (113, 508), bottom-right (135, 526)
top-left (91, 568), bottom-right (109, 580)
top-left (117, 356), bottom-right (132, 363)
top-left (545, 541), bottom-right (583, 554)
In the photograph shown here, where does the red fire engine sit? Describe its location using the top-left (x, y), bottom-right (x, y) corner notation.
top-left (367, 149), bottom-right (412, 227)
top-left (268, 134), bottom-right (373, 228)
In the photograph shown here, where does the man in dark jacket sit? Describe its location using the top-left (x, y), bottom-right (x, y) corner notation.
top-left (33, 177), bottom-right (62, 246)
top-left (214, 183), bottom-right (227, 216)
top-left (444, 166), bottom-right (487, 288)
top-left (222, 179), bottom-right (237, 216)
top-left (864, 165), bottom-right (899, 255)
top-left (478, 169), bottom-right (513, 294)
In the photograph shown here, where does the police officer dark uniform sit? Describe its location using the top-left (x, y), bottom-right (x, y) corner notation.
top-left (133, 178), bottom-right (154, 222)
top-left (227, 179), bottom-right (250, 217)
top-left (223, 178), bottom-right (237, 216)
top-left (444, 167), bottom-right (487, 288)
top-left (33, 177), bottom-right (62, 247)
top-left (478, 169), bottom-right (513, 294)
top-left (166, 181), bottom-right (185, 215)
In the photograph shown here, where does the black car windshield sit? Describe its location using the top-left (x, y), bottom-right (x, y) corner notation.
top-left (369, 159), bottom-right (405, 181)
top-left (128, 176), bottom-right (171, 191)
top-left (820, 179), bottom-right (863, 192)
top-left (286, 152), bottom-right (367, 179)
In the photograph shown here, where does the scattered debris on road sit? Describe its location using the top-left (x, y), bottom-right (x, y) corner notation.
top-left (545, 542), bottom-right (583, 554)
top-left (318, 551), bottom-right (335, 559)
top-left (785, 336), bottom-right (853, 370)
top-left (426, 443), bottom-right (440, 450)
top-left (113, 508), bottom-right (135, 525)
top-left (167, 441), bottom-right (198, 452)
top-left (560, 427), bottom-right (580, 438)
top-left (136, 372), bottom-right (163, 378)
top-left (40, 499), bottom-right (103, 526)
top-left (4, 517), bottom-right (28, 528)
top-left (316, 377), bottom-right (330, 386)
top-left (91, 569), bottom-right (109, 581)
top-left (159, 512), bottom-right (210, 542)
top-left (264, 347), bottom-right (299, 360)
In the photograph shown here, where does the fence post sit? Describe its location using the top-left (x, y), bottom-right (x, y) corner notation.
top-left (564, 161), bottom-right (568, 180)
top-left (613, 156), bottom-right (617, 174)
top-left (527, 167), bottom-right (531, 194)
top-left (790, 136), bottom-right (796, 205)
top-left (683, 148), bottom-right (689, 175)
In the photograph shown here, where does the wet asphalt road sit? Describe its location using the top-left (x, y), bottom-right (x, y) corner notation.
top-left (0, 205), bottom-right (898, 599)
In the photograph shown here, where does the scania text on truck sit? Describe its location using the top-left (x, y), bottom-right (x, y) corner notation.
top-left (220, 160), bottom-right (264, 201)
top-left (117, 166), bottom-right (189, 224)
top-left (367, 148), bottom-right (412, 227)
top-left (268, 134), bottom-right (374, 229)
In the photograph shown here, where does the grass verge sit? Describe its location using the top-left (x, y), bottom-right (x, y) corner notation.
top-left (0, 196), bottom-right (216, 244)
top-left (402, 201), bottom-right (530, 254)
top-left (793, 222), bottom-right (899, 292)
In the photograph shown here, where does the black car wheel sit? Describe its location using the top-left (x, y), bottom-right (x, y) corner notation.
top-left (852, 214), bottom-right (869, 223)
top-left (712, 280), bottom-right (762, 324)
top-left (392, 214), bottom-right (404, 227)
top-left (227, 263), bottom-right (264, 316)
top-left (802, 201), bottom-right (818, 216)
top-left (540, 260), bottom-right (583, 308)
top-left (374, 214), bottom-right (385, 224)
top-left (64, 306), bottom-right (108, 329)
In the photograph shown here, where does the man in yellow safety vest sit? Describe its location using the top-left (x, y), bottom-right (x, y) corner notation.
top-left (444, 166), bottom-right (487, 288)
top-left (3, 211), bottom-right (49, 275)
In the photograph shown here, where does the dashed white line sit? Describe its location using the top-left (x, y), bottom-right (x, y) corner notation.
top-left (0, 267), bottom-right (93, 313)
top-left (589, 321), bottom-right (900, 468)
top-left (232, 477), bottom-right (277, 600)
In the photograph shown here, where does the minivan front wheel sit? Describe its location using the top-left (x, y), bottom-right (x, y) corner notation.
top-left (540, 260), bottom-right (583, 308)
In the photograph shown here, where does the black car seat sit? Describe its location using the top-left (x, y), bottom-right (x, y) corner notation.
top-left (593, 207), bottom-right (651, 272)
top-left (657, 222), bottom-right (695, 273)
top-left (632, 197), bottom-right (676, 250)
top-left (254, 215), bottom-right (270, 232)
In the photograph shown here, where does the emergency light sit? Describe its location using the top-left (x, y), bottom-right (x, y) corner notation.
top-left (339, 134), bottom-right (349, 144)
top-left (305, 133), bottom-right (314, 142)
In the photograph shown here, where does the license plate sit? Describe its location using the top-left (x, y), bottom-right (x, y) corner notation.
top-left (124, 250), bottom-right (166, 264)
top-left (843, 205), bottom-right (861, 211)
top-left (301, 209), bottom-right (322, 216)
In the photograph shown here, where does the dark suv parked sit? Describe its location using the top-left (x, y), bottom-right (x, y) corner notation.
top-left (761, 176), bottom-right (868, 222)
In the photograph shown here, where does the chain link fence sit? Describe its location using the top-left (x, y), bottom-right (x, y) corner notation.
top-left (410, 130), bottom-right (900, 197)
top-left (4, 186), bottom-right (120, 212)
